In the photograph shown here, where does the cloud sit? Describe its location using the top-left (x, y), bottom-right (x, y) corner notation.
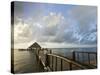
top-left (59, 6), bottom-right (97, 44)
top-left (29, 12), bottom-right (65, 42)
top-left (68, 6), bottom-right (97, 32)
top-left (14, 21), bottom-right (33, 44)
top-left (42, 12), bottom-right (64, 27)
top-left (13, 4), bottom-right (97, 48)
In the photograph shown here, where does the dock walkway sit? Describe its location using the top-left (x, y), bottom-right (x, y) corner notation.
top-left (14, 50), bottom-right (44, 73)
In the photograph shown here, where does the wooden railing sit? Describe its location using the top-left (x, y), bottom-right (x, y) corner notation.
top-left (45, 53), bottom-right (88, 71)
top-left (35, 49), bottom-right (97, 71)
top-left (72, 51), bottom-right (97, 68)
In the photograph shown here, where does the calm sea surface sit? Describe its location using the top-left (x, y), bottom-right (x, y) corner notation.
top-left (49, 47), bottom-right (97, 58)
top-left (13, 50), bottom-right (42, 73)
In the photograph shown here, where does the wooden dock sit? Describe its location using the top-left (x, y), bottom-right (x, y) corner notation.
top-left (33, 48), bottom-right (97, 72)
top-left (12, 48), bottom-right (97, 73)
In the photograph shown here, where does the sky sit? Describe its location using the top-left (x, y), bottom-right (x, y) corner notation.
top-left (12, 2), bottom-right (97, 48)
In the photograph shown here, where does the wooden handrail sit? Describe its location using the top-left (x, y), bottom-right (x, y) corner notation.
top-left (37, 49), bottom-right (97, 71)
top-left (72, 51), bottom-right (97, 68)
top-left (73, 51), bottom-right (97, 54)
top-left (47, 53), bottom-right (87, 69)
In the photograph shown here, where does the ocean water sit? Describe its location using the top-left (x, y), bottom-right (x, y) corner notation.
top-left (13, 50), bottom-right (43, 73)
top-left (50, 47), bottom-right (97, 58)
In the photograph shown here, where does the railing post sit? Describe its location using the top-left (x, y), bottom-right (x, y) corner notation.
top-left (45, 54), bottom-right (49, 67)
top-left (82, 52), bottom-right (84, 63)
top-left (55, 57), bottom-right (57, 71)
top-left (69, 63), bottom-right (72, 70)
top-left (77, 53), bottom-right (80, 62)
top-left (73, 51), bottom-right (75, 61)
top-left (61, 59), bottom-right (63, 71)
top-left (52, 56), bottom-right (54, 71)
top-left (95, 53), bottom-right (97, 66)
top-left (50, 50), bottom-right (52, 54)
top-left (88, 53), bottom-right (90, 64)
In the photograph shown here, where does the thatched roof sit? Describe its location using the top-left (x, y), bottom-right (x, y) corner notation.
top-left (28, 42), bottom-right (41, 49)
